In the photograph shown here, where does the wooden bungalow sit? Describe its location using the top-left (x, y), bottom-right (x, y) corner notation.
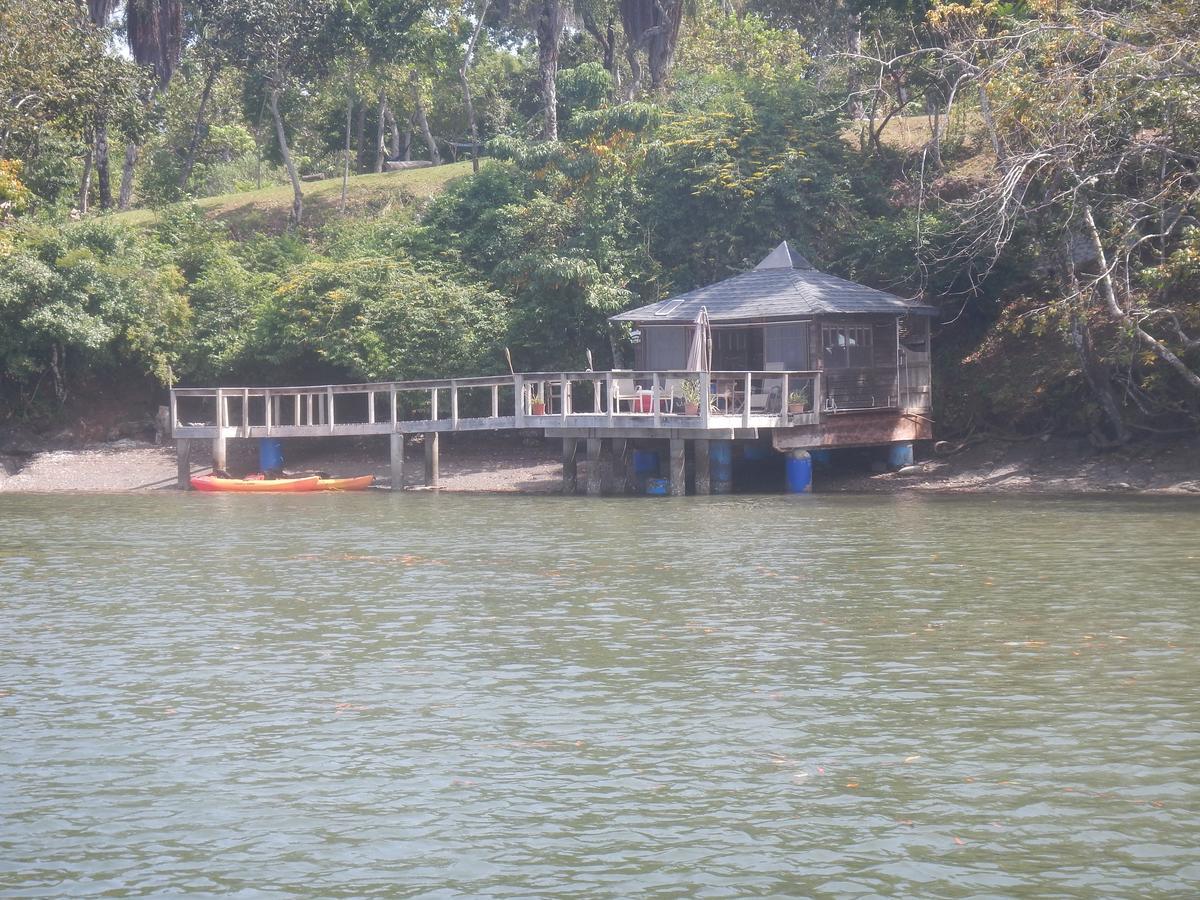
top-left (607, 241), bottom-right (934, 454)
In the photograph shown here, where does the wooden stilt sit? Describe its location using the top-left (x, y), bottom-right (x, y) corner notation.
top-left (586, 438), bottom-right (603, 496)
top-left (562, 438), bottom-right (578, 495)
top-left (212, 435), bottom-right (226, 473)
top-left (611, 438), bottom-right (634, 494)
top-left (424, 432), bottom-right (439, 487)
top-left (669, 438), bottom-right (686, 496)
top-left (176, 437), bottom-right (192, 489)
top-left (694, 439), bottom-right (711, 495)
top-left (390, 433), bottom-right (405, 491)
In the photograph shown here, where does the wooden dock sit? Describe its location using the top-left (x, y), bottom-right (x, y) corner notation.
top-left (171, 367), bottom-right (930, 494)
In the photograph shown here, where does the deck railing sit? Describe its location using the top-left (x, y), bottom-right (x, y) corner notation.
top-left (170, 370), bottom-right (824, 439)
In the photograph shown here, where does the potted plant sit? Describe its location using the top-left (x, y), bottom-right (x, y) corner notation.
top-left (530, 390), bottom-right (546, 415)
top-left (679, 378), bottom-right (701, 415)
top-left (787, 386), bottom-right (810, 414)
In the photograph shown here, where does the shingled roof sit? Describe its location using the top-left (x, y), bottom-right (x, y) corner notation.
top-left (610, 242), bottom-right (935, 323)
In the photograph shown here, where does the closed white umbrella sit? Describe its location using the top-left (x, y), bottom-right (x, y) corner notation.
top-left (687, 306), bottom-right (711, 372)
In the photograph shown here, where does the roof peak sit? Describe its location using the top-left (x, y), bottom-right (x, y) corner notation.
top-left (754, 241), bottom-right (813, 271)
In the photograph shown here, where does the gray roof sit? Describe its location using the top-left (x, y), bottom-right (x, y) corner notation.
top-left (610, 242), bottom-right (935, 323)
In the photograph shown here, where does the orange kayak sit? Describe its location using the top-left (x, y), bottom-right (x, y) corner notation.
top-left (317, 475), bottom-right (375, 491)
top-left (191, 475), bottom-right (321, 493)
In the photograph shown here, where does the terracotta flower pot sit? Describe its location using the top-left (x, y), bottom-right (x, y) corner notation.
top-left (531, 401), bottom-right (546, 415)
top-left (684, 402), bottom-right (699, 415)
top-left (788, 402), bottom-right (807, 414)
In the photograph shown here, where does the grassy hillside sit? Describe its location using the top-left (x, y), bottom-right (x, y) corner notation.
top-left (114, 161), bottom-right (477, 236)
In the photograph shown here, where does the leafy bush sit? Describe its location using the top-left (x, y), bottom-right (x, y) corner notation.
top-left (255, 256), bottom-right (509, 381)
top-left (0, 219), bottom-right (189, 412)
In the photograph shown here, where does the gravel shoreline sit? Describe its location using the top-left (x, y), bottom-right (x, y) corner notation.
top-left (0, 433), bottom-right (562, 494)
top-left (3, 432), bottom-right (1198, 496)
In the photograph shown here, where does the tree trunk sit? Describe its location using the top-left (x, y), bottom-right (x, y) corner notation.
top-left (386, 107), bottom-right (401, 158)
top-left (95, 118), bottom-right (112, 210)
top-left (978, 84), bottom-right (1006, 167)
top-left (1061, 242), bottom-right (1128, 443)
top-left (459, 0), bottom-right (489, 173)
top-left (605, 17), bottom-right (621, 95)
top-left (402, 113), bottom-right (413, 161)
top-left (78, 138), bottom-right (94, 214)
top-left (269, 86), bottom-right (303, 226)
top-left (581, 8), bottom-right (620, 95)
top-left (1081, 200), bottom-right (1200, 394)
top-left (410, 75), bottom-right (441, 164)
top-left (1069, 310), bottom-right (1129, 445)
top-left (846, 14), bottom-right (864, 120)
top-left (624, 41), bottom-right (643, 99)
top-left (117, 142), bottom-right (138, 209)
top-left (619, 0), bottom-right (683, 94)
top-left (925, 89), bottom-right (943, 172)
top-left (536, 0), bottom-right (564, 141)
top-left (341, 88), bottom-right (352, 211)
top-left (647, 2), bottom-right (683, 89)
top-left (179, 65), bottom-right (219, 190)
top-left (353, 97), bottom-right (367, 174)
top-left (374, 92), bottom-right (388, 173)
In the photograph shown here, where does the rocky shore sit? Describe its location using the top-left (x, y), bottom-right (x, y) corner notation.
top-left (2, 429), bottom-right (1198, 496)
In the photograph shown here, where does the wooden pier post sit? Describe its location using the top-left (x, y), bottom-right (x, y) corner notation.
top-left (424, 433), bottom-right (439, 487)
top-left (562, 438), bottom-right (578, 494)
top-left (694, 439), bottom-right (711, 495)
top-left (212, 388), bottom-right (227, 472)
top-left (669, 438), bottom-right (686, 496)
top-left (176, 437), bottom-right (192, 489)
top-left (612, 438), bottom-right (634, 494)
top-left (390, 433), bottom-right (405, 491)
top-left (586, 438), bottom-right (604, 496)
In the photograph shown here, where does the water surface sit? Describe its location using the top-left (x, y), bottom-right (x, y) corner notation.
top-left (1, 493), bottom-right (1198, 897)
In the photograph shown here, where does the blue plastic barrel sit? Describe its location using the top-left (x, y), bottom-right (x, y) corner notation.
top-left (646, 477), bottom-right (670, 495)
top-left (710, 441), bottom-right (729, 482)
top-left (633, 450), bottom-right (660, 477)
top-left (259, 438), bottom-right (284, 472)
top-left (785, 451), bottom-right (812, 493)
top-left (887, 442), bottom-right (914, 468)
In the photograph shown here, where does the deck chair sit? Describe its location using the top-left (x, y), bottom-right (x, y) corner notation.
top-left (610, 377), bottom-right (638, 412)
top-left (750, 380), bottom-right (784, 414)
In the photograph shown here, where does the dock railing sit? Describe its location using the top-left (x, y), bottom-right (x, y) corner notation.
top-left (171, 370), bottom-right (822, 439)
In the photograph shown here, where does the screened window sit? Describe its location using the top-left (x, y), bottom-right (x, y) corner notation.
top-left (822, 325), bottom-right (873, 368)
top-left (764, 323), bottom-right (810, 370)
top-left (642, 326), bottom-right (688, 369)
top-left (713, 329), bottom-right (749, 370)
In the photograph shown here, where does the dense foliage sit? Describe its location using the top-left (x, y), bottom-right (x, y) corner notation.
top-left (2, 0), bottom-right (1199, 442)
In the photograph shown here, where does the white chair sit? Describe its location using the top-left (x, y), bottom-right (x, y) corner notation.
top-left (610, 377), bottom-right (638, 412)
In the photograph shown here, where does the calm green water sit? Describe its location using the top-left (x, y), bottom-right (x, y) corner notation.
top-left (1, 493), bottom-right (1198, 897)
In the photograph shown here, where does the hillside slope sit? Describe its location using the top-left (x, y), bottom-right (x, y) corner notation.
top-left (114, 161), bottom-right (477, 235)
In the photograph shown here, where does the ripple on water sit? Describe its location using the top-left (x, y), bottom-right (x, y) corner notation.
top-left (1, 492), bottom-right (1198, 897)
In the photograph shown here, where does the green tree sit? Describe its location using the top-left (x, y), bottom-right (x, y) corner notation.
top-left (214, 0), bottom-right (352, 225)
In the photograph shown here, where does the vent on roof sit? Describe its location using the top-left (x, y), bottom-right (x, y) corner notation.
top-left (754, 241), bottom-right (813, 270)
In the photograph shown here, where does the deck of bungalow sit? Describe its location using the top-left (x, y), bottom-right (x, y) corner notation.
top-left (170, 242), bottom-right (934, 494)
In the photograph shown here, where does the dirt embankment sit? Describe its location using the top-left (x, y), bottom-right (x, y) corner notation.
top-left (818, 433), bottom-right (1200, 496)
top-left (2, 428), bottom-right (1198, 496)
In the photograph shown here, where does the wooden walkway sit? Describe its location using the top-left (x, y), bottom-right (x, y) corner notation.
top-left (171, 369), bottom-right (823, 441)
top-left (169, 367), bottom-right (939, 494)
